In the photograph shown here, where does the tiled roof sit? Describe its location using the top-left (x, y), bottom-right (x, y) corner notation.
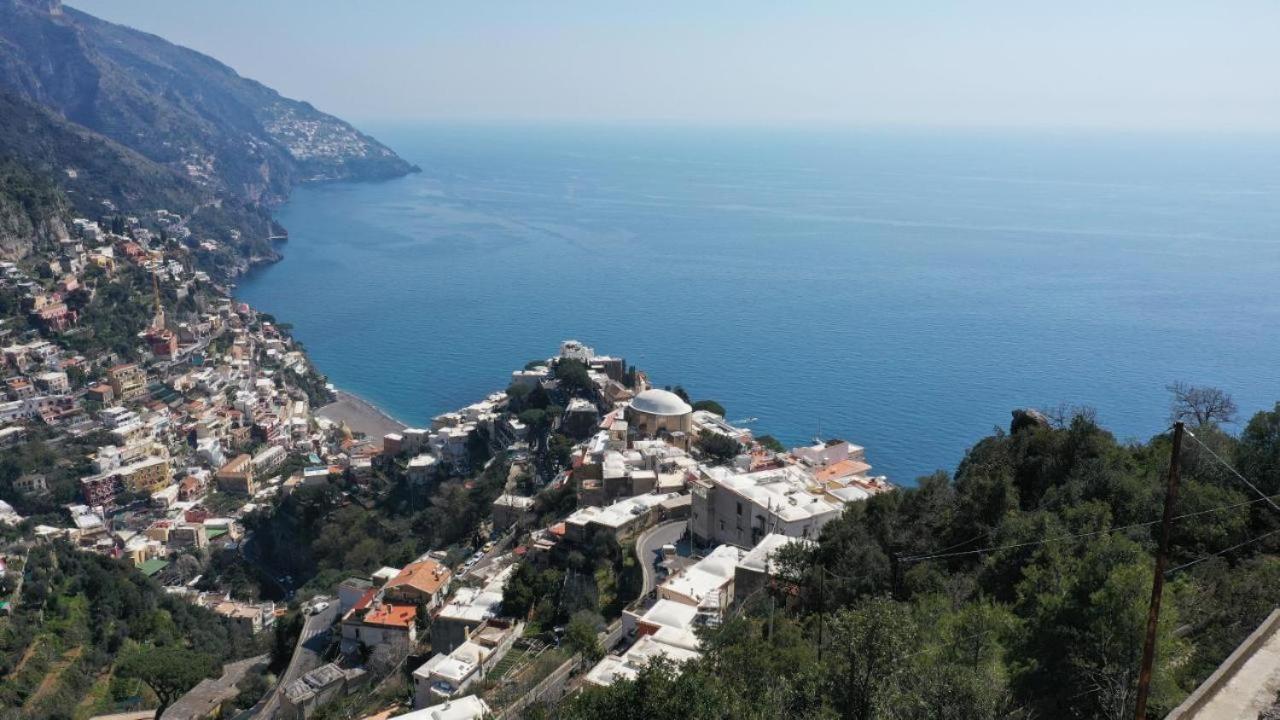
top-left (360, 602), bottom-right (417, 629)
top-left (384, 559), bottom-right (451, 596)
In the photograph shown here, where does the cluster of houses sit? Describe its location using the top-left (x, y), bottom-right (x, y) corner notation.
top-left (288, 555), bottom-right (518, 720)
top-left (5, 231), bottom-right (896, 720)
top-left (0, 212), bottom-right (388, 629)
top-left (314, 340), bottom-right (894, 720)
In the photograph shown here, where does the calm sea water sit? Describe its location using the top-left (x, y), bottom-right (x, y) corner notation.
top-left (236, 126), bottom-right (1280, 483)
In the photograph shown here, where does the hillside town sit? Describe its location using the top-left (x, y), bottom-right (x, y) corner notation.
top-left (0, 208), bottom-right (352, 626)
top-left (254, 339), bottom-right (893, 720)
top-left (1, 225), bottom-right (898, 720)
top-left (0, 129), bottom-right (898, 720)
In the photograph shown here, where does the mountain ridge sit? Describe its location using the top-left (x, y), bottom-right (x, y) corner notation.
top-left (0, 0), bottom-right (416, 275)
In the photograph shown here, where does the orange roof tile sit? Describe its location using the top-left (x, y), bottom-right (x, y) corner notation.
top-left (352, 588), bottom-right (378, 612)
top-left (361, 602), bottom-right (417, 629)
top-left (814, 458), bottom-right (871, 483)
top-left (384, 559), bottom-right (451, 596)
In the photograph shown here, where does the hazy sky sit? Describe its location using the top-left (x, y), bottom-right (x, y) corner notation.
top-left (75, 1), bottom-right (1280, 130)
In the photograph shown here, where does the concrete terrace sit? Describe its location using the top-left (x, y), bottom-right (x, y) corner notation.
top-left (1168, 609), bottom-right (1280, 720)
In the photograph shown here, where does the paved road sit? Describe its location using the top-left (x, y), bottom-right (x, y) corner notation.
top-left (636, 521), bottom-right (688, 596)
top-left (248, 602), bottom-right (338, 720)
top-left (460, 527), bottom-right (520, 580)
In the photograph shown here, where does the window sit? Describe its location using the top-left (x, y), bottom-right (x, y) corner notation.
top-left (736, 502), bottom-right (743, 516)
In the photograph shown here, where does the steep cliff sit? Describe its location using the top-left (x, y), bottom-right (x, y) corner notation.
top-left (0, 159), bottom-right (67, 261)
top-left (0, 0), bottom-right (416, 206)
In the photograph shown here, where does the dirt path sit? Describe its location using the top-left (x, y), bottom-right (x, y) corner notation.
top-left (25, 645), bottom-right (83, 709)
top-left (7, 637), bottom-right (42, 679)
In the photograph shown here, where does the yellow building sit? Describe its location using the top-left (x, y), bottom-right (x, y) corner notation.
top-left (216, 454), bottom-right (256, 495)
top-left (107, 363), bottom-right (148, 403)
top-left (120, 456), bottom-right (172, 494)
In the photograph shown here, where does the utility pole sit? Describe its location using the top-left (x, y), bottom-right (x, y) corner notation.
top-left (817, 570), bottom-right (826, 662)
top-left (1134, 421), bottom-right (1184, 720)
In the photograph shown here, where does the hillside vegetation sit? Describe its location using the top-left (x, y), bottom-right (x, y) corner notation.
top-left (0, 542), bottom-right (261, 720)
top-left (557, 400), bottom-right (1280, 720)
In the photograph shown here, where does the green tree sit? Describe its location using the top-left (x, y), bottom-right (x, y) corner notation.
top-left (826, 597), bottom-right (915, 720)
top-left (506, 382), bottom-right (532, 409)
top-left (1238, 403), bottom-right (1280, 496)
top-left (665, 385), bottom-right (691, 402)
top-left (564, 610), bottom-right (605, 661)
top-left (695, 430), bottom-right (741, 465)
top-left (754, 434), bottom-right (785, 453)
top-left (691, 399), bottom-right (726, 416)
top-left (549, 433), bottom-right (575, 467)
top-left (519, 408), bottom-right (550, 436)
top-left (554, 358), bottom-right (594, 395)
top-left (117, 646), bottom-right (218, 719)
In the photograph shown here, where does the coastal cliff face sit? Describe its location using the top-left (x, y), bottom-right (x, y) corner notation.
top-left (0, 160), bottom-right (67, 261)
top-left (0, 0), bottom-right (415, 275)
top-left (0, 0), bottom-right (416, 204)
top-left (0, 88), bottom-right (280, 268)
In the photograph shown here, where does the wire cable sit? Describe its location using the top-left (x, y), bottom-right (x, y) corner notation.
top-left (900, 491), bottom-right (1280, 563)
top-left (1184, 428), bottom-right (1280, 515)
top-left (1165, 527), bottom-right (1280, 576)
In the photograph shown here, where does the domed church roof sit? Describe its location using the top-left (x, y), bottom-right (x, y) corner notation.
top-left (630, 389), bottom-right (693, 417)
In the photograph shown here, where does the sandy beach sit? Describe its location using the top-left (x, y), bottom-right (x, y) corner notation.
top-left (316, 390), bottom-right (407, 439)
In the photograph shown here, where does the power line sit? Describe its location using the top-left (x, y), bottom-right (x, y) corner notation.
top-left (1165, 526), bottom-right (1280, 576)
top-left (900, 491), bottom-right (1280, 564)
top-left (934, 531), bottom-right (990, 555)
top-left (901, 520), bottom-right (1160, 563)
top-left (1184, 428), bottom-right (1280, 515)
top-left (893, 628), bottom-right (998, 663)
top-left (1155, 433), bottom-right (1280, 575)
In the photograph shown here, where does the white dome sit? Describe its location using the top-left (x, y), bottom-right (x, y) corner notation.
top-left (630, 389), bottom-right (693, 417)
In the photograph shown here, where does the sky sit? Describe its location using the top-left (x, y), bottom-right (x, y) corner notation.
top-left (74, 1), bottom-right (1280, 131)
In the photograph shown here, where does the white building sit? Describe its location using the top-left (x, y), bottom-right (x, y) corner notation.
top-left (559, 339), bottom-right (595, 362)
top-left (431, 567), bottom-right (511, 654)
top-left (588, 599), bottom-right (703, 688)
top-left (563, 492), bottom-right (678, 542)
top-left (658, 544), bottom-right (743, 619)
top-left (509, 367), bottom-right (548, 391)
top-left (690, 464), bottom-right (844, 548)
top-left (428, 425), bottom-right (474, 473)
top-left (408, 454), bottom-right (439, 484)
top-left (411, 621), bottom-right (521, 707)
top-left (734, 533), bottom-right (815, 602)
top-left (252, 445), bottom-right (288, 476)
top-left (392, 696), bottom-right (491, 720)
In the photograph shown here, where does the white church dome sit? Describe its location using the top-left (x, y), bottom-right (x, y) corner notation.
top-left (630, 389), bottom-right (693, 417)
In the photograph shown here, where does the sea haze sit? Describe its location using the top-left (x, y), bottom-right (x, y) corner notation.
top-left (236, 125), bottom-right (1280, 483)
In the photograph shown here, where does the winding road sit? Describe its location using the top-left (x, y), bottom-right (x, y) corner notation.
top-left (245, 602), bottom-right (338, 720)
top-left (635, 520), bottom-right (688, 597)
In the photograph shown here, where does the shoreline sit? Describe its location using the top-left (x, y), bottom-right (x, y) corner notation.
top-left (315, 389), bottom-right (408, 439)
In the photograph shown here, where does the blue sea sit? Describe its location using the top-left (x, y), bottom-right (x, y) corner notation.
top-left (236, 125), bottom-right (1280, 483)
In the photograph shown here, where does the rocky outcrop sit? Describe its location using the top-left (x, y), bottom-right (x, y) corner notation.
top-left (1010, 408), bottom-right (1052, 435)
top-left (0, 159), bottom-right (68, 261)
